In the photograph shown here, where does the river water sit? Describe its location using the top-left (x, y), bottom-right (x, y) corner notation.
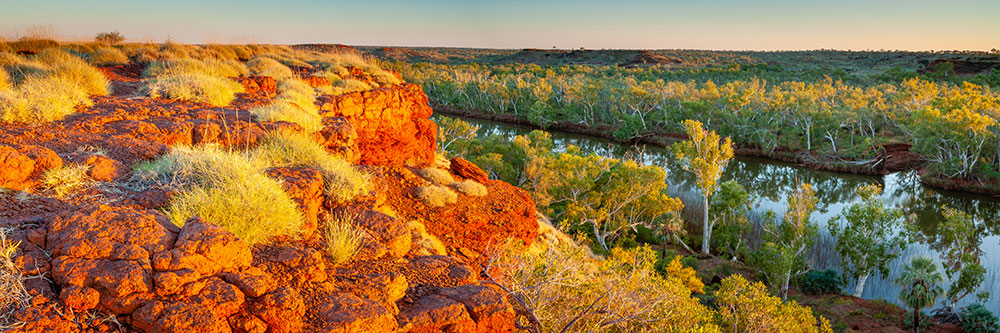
top-left (443, 115), bottom-right (1000, 313)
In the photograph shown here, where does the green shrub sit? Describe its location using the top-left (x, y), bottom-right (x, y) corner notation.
top-left (135, 145), bottom-right (303, 245)
top-left (416, 167), bottom-right (455, 185)
top-left (89, 47), bottom-right (129, 66)
top-left (94, 31), bottom-right (125, 45)
top-left (247, 57), bottom-right (295, 80)
top-left (960, 303), bottom-right (1000, 333)
top-left (800, 269), bottom-right (843, 295)
top-left (141, 73), bottom-right (244, 106)
top-left (253, 131), bottom-right (371, 203)
top-left (324, 211), bottom-right (368, 266)
top-left (415, 185), bottom-right (457, 208)
top-left (451, 179), bottom-right (487, 196)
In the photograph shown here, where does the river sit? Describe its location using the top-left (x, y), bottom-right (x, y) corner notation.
top-left (440, 114), bottom-right (1000, 313)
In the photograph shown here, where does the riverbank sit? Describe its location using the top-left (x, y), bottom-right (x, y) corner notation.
top-left (435, 106), bottom-right (1000, 197)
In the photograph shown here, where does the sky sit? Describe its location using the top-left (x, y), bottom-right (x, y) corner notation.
top-left (1, 0), bottom-right (998, 51)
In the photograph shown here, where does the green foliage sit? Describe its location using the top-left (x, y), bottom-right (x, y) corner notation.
top-left (959, 303), bottom-right (1000, 333)
top-left (710, 180), bottom-right (751, 259)
top-left (94, 31), bottom-right (125, 45)
top-left (715, 275), bottom-right (833, 332)
top-left (135, 145), bottom-right (304, 245)
top-left (895, 256), bottom-right (944, 329)
top-left (936, 207), bottom-right (989, 309)
top-left (672, 119), bottom-right (734, 255)
top-left (748, 183), bottom-right (820, 299)
top-left (828, 184), bottom-right (909, 297)
top-left (800, 269), bottom-right (843, 295)
top-left (435, 116), bottom-right (480, 153)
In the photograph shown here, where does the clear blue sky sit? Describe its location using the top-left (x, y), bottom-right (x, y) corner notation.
top-left (1, 0), bottom-right (998, 50)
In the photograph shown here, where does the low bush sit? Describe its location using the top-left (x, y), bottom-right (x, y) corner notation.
top-left (415, 185), bottom-right (458, 208)
top-left (716, 275), bottom-right (833, 332)
top-left (960, 303), bottom-right (1000, 333)
top-left (88, 47), bottom-right (129, 66)
top-left (140, 73), bottom-right (244, 106)
top-left (34, 49), bottom-right (110, 96)
top-left (800, 269), bottom-right (843, 295)
top-left (41, 164), bottom-right (92, 197)
top-left (324, 211), bottom-right (368, 266)
top-left (134, 145), bottom-right (303, 244)
top-left (1, 74), bottom-right (91, 123)
top-left (247, 57), bottom-right (295, 80)
top-left (253, 131), bottom-right (371, 203)
top-left (330, 78), bottom-right (371, 94)
top-left (451, 179), bottom-right (487, 196)
top-left (416, 167), bottom-right (455, 185)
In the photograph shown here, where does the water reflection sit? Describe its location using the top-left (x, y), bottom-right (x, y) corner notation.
top-left (444, 115), bottom-right (1000, 313)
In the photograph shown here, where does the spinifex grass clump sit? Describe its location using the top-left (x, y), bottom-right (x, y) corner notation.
top-left (140, 58), bottom-right (246, 106)
top-left (324, 210), bottom-right (368, 266)
top-left (253, 131), bottom-right (371, 203)
top-left (247, 56), bottom-right (295, 80)
top-left (41, 164), bottom-right (92, 197)
top-left (250, 79), bottom-right (322, 132)
top-left (0, 50), bottom-right (109, 123)
top-left (135, 145), bottom-right (303, 244)
top-left (0, 231), bottom-right (30, 327)
top-left (88, 47), bottom-right (129, 66)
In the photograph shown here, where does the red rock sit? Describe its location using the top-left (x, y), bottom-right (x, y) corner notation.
top-left (0, 145), bottom-right (63, 191)
top-left (267, 167), bottom-right (324, 236)
top-left (303, 75), bottom-right (330, 88)
top-left (251, 287), bottom-right (305, 333)
top-left (398, 294), bottom-right (476, 332)
top-left (84, 155), bottom-right (126, 181)
top-left (223, 266), bottom-right (277, 298)
top-left (449, 157), bottom-right (489, 184)
top-left (133, 300), bottom-right (231, 333)
top-left (133, 188), bottom-right (175, 210)
top-left (319, 293), bottom-right (398, 332)
top-left (439, 285), bottom-right (515, 331)
top-left (318, 83), bottom-right (436, 167)
top-left (318, 117), bottom-right (358, 162)
top-left (59, 286), bottom-right (101, 311)
top-left (349, 208), bottom-right (411, 259)
top-left (237, 76), bottom-right (277, 94)
top-left (152, 218), bottom-right (252, 276)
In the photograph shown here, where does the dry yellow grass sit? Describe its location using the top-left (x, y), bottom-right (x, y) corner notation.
top-left (88, 47), bottom-right (129, 66)
top-left (0, 51), bottom-right (108, 124)
top-left (247, 56), bottom-right (295, 80)
top-left (415, 185), bottom-right (458, 208)
top-left (406, 220), bottom-right (447, 256)
top-left (451, 180), bottom-right (487, 197)
top-left (41, 164), bottom-right (92, 197)
top-left (253, 131), bottom-right (372, 203)
top-left (134, 145), bottom-right (304, 244)
top-left (324, 211), bottom-right (368, 266)
top-left (140, 73), bottom-right (245, 107)
top-left (0, 230), bottom-right (30, 328)
top-left (250, 79), bottom-right (321, 132)
top-left (416, 167), bottom-right (455, 185)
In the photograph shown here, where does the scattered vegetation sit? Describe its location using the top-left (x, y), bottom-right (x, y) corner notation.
top-left (88, 47), bottom-right (129, 66)
top-left (141, 73), bottom-right (244, 106)
top-left (0, 50), bottom-right (109, 123)
top-left (247, 56), bottom-right (295, 80)
top-left (134, 145), bottom-right (304, 244)
top-left (416, 167), bottom-right (454, 185)
top-left (253, 131), bottom-right (371, 203)
top-left (415, 184), bottom-right (458, 208)
top-left (94, 31), bottom-right (125, 45)
top-left (800, 269), bottom-right (844, 295)
top-left (250, 79), bottom-right (322, 132)
top-left (324, 211), bottom-right (368, 266)
top-left (41, 164), bottom-right (92, 197)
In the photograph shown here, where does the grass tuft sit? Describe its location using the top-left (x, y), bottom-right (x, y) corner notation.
top-left (415, 185), bottom-right (458, 208)
top-left (41, 164), bottom-right (92, 197)
top-left (144, 58), bottom-right (247, 78)
top-left (451, 180), bottom-right (487, 197)
top-left (324, 211), bottom-right (368, 266)
top-left (254, 131), bottom-right (371, 203)
top-left (250, 79), bottom-right (321, 132)
top-left (247, 57), bottom-right (295, 80)
top-left (140, 73), bottom-right (244, 106)
top-left (88, 47), bottom-right (129, 66)
top-left (134, 145), bottom-right (303, 244)
top-left (0, 230), bottom-right (30, 327)
top-left (416, 167), bottom-right (455, 185)
top-left (0, 50), bottom-right (108, 124)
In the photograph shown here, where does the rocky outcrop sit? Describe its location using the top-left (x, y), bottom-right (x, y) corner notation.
top-left (3, 70), bottom-right (534, 332)
top-left (318, 83), bottom-right (437, 167)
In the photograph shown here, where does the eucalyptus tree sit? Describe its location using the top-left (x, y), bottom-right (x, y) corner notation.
top-left (829, 184), bottom-right (909, 297)
top-left (671, 119), bottom-right (735, 255)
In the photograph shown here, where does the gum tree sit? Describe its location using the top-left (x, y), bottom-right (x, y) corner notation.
top-left (752, 182), bottom-right (820, 299)
top-left (828, 184), bottom-right (909, 297)
top-left (938, 207), bottom-right (988, 311)
top-left (671, 119), bottom-right (734, 255)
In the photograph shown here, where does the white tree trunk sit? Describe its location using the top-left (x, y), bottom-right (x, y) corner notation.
top-left (701, 197), bottom-right (711, 255)
top-left (853, 273), bottom-right (869, 298)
